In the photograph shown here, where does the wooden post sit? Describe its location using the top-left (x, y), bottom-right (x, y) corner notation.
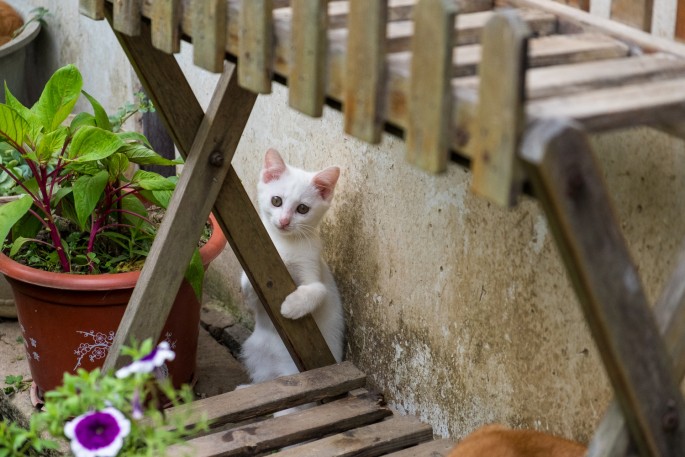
top-left (193, 0), bottom-right (227, 73)
top-left (611, 0), bottom-right (653, 32)
top-left (343, 1), bottom-right (388, 144)
top-left (151, 0), bottom-right (182, 54)
top-left (677, 0), bottom-right (685, 41)
top-left (289, 0), bottom-right (328, 117)
top-left (239, 0), bottom-right (274, 94)
top-left (405, 0), bottom-right (457, 173)
top-left (113, 0), bottom-right (142, 36)
top-left (105, 13), bottom-right (336, 371)
top-left (470, 11), bottom-right (530, 206)
top-left (520, 118), bottom-right (685, 457)
top-left (587, 239), bottom-right (685, 457)
top-left (79, 0), bottom-right (105, 20)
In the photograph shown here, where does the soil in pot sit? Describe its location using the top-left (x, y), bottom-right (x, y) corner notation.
top-left (0, 215), bottom-right (226, 398)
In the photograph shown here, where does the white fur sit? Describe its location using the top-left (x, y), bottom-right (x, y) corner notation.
top-left (240, 150), bottom-right (344, 384)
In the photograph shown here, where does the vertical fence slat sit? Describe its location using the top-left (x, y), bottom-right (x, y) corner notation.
top-left (470, 11), bottom-right (530, 207)
top-left (343, 1), bottom-right (388, 144)
top-left (239, 0), bottom-right (274, 94)
top-left (405, 0), bottom-right (456, 173)
top-left (193, 0), bottom-right (228, 73)
top-left (79, 0), bottom-right (105, 20)
top-left (289, 0), bottom-right (328, 117)
top-left (151, 0), bottom-right (182, 54)
top-left (611, 0), bottom-right (654, 32)
top-left (676, 0), bottom-right (685, 40)
top-left (113, 0), bottom-right (142, 36)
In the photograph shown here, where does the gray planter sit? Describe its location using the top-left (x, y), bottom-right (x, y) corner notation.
top-left (0, 20), bottom-right (41, 104)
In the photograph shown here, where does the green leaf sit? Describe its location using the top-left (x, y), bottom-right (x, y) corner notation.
top-left (31, 64), bottom-right (83, 132)
top-left (72, 170), bottom-right (108, 230)
top-left (50, 186), bottom-right (73, 207)
top-left (82, 90), bottom-right (112, 131)
top-left (35, 127), bottom-right (68, 161)
top-left (120, 143), bottom-right (181, 166)
top-left (9, 237), bottom-right (31, 257)
top-left (11, 210), bottom-right (41, 241)
top-left (185, 248), bottom-right (204, 300)
top-left (131, 170), bottom-right (176, 190)
top-left (120, 194), bottom-right (148, 229)
top-left (0, 104), bottom-right (29, 146)
top-left (139, 189), bottom-right (173, 209)
top-left (69, 126), bottom-right (124, 162)
top-left (105, 153), bottom-right (129, 182)
top-left (0, 195), bottom-right (32, 244)
top-left (117, 131), bottom-right (152, 147)
top-left (4, 82), bottom-right (36, 133)
top-left (69, 112), bottom-right (97, 132)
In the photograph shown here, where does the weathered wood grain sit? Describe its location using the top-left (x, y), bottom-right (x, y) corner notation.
top-left (167, 394), bottom-right (393, 457)
top-left (405, 0), bottom-right (456, 173)
top-left (80, 0), bottom-right (105, 20)
top-left (677, 0), bottom-right (685, 41)
top-left (343, 0), bottom-right (388, 143)
top-left (167, 362), bottom-right (366, 429)
top-left (113, 0), bottom-right (142, 35)
top-left (239, 0), bottom-right (273, 93)
top-left (289, 0), bottom-right (328, 116)
top-left (520, 118), bottom-right (685, 457)
top-left (384, 438), bottom-right (456, 456)
top-left (470, 11), bottom-right (529, 206)
top-left (151, 0), bottom-right (182, 54)
top-left (192, 0), bottom-right (227, 72)
top-left (273, 415), bottom-right (434, 456)
top-left (610, 0), bottom-right (653, 32)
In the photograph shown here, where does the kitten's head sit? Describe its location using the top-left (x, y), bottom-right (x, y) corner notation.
top-left (257, 148), bottom-right (339, 237)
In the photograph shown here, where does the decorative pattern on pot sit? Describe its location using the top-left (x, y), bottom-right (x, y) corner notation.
top-left (74, 331), bottom-right (116, 370)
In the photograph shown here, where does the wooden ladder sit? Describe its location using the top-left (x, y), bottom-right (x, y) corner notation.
top-left (79, 0), bottom-right (685, 456)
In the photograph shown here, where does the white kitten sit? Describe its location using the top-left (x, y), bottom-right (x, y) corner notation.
top-left (240, 148), bottom-right (345, 384)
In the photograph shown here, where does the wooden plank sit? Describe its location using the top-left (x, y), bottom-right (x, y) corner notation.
top-left (238, 0), bottom-right (274, 94)
top-left (151, 0), bottom-right (182, 54)
top-left (610, 0), bottom-right (653, 31)
top-left (107, 13), bottom-right (337, 372)
top-left (166, 362), bottom-right (366, 429)
top-left (343, 0), bottom-right (388, 143)
top-left (113, 0), bottom-right (142, 35)
top-left (405, 0), bottom-right (456, 173)
top-left (501, 0), bottom-right (685, 58)
top-left (384, 9), bottom-right (555, 50)
top-left (527, 77), bottom-right (685, 132)
top-left (289, 0), bottom-right (328, 117)
top-left (104, 63), bottom-right (257, 371)
top-left (677, 0), bottom-right (685, 41)
top-left (193, 0), bottom-right (227, 72)
top-left (454, 54), bottom-right (685, 100)
top-left (519, 118), bottom-right (685, 457)
top-left (80, 0), bottom-right (105, 20)
top-left (470, 11), bottom-right (529, 206)
top-left (167, 394), bottom-right (393, 457)
top-left (384, 439), bottom-right (456, 457)
top-left (272, 415), bottom-right (434, 456)
top-left (587, 239), bottom-right (685, 457)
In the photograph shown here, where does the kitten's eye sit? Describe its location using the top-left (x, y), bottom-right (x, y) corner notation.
top-left (271, 196), bottom-right (282, 207)
top-left (296, 204), bottom-right (310, 214)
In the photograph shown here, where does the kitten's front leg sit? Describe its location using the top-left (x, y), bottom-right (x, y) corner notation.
top-left (240, 271), bottom-right (260, 311)
top-left (281, 282), bottom-right (327, 319)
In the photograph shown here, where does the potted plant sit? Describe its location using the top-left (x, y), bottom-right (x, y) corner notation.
top-left (0, 64), bottom-right (226, 400)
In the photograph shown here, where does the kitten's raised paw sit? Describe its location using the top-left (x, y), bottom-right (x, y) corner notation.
top-left (281, 294), bottom-right (308, 320)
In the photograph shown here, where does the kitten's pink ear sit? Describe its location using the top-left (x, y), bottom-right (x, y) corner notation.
top-left (313, 166), bottom-right (340, 201)
top-left (262, 149), bottom-right (287, 183)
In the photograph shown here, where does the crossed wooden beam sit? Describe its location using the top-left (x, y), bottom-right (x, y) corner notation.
top-left (85, 2), bottom-right (685, 457)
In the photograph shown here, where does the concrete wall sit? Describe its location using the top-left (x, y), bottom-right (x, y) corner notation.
top-left (8, 0), bottom-right (685, 444)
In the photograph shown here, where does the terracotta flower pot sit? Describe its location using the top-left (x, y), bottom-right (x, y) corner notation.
top-left (0, 215), bottom-right (226, 397)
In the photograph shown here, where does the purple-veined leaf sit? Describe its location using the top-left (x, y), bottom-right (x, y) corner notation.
top-left (73, 170), bottom-right (109, 230)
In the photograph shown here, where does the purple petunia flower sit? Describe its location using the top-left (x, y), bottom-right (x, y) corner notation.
top-left (115, 341), bottom-right (176, 379)
top-left (64, 407), bottom-right (131, 457)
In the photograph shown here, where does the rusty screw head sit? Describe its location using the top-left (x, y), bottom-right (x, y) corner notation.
top-left (209, 151), bottom-right (224, 167)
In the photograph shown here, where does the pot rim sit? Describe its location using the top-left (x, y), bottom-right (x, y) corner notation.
top-left (0, 213), bottom-right (226, 290)
top-left (0, 22), bottom-right (41, 58)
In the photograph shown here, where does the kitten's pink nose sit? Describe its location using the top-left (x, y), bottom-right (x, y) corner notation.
top-left (279, 217), bottom-right (290, 229)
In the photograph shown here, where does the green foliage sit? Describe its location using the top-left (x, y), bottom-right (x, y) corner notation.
top-left (0, 340), bottom-right (209, 457)
top-left (0, 65), bottom-right (206, 292)
top-left (3, 374), bottom-right (30, 396)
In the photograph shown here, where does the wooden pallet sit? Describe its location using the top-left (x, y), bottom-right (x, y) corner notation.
top-left (76, 1), bottom-right (685, 456)
top-left (163, 362), bottom-right (452, 457)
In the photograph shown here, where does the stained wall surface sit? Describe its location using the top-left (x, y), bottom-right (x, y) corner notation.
top-left (9, 0), bottom-right (685, 444)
